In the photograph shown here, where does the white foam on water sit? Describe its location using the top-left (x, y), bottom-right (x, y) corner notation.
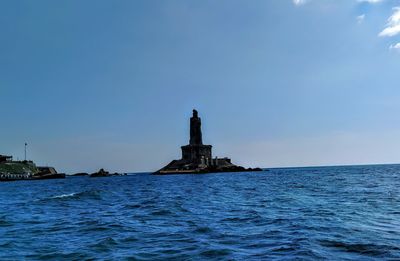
top-left (51, 193), bottom-right (77, 199)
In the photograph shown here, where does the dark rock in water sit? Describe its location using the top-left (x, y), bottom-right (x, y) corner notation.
top-left (90, 168), bottom-right (110, 177)
top-left (89, 169), bottom-right (123, 177)
top-left (33, 173), bottom-right (66, 180)
top-left (71, 173), bottom-right (89, 176)
top-left (154, 110), bottom-right (263, 175)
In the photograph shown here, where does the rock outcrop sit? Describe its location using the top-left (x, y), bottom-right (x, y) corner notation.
top-left (71, 173), bottom-right (89, 176)
top-left (90, 168), bottom-right (111, 177)
top-left (90, 169), bottom-right (123, 177)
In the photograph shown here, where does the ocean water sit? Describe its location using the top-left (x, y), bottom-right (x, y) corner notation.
top-left (1, 165), bottom-right (400, 260)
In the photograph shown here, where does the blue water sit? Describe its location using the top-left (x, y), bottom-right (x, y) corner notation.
top-left (1, 165), bottom-right (400, 260)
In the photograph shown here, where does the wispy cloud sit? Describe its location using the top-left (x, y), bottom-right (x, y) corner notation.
top-left (379, 7), bottom-right (400, 37)
top-left (389, 42), bottom-right (400, 50)
top-left (293, 0), bottom-right (308, 6)
top-left (358, 0), bottom-right (384, 3)
top-left (291, 0), bottom-right (400, 52)
top-left (293, 0), bottom-right (384, 5)
top-left (357, 14), bottom-right (366, 24)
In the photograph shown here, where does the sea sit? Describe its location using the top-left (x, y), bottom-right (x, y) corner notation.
top-left (1, 165), bottom-right (400, 260)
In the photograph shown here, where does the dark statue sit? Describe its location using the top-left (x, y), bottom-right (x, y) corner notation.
top-left (190, 109), bottom-right (203, 145)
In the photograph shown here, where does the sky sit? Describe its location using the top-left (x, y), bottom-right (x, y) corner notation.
top-left (1, 0), bottom-right (400, 173)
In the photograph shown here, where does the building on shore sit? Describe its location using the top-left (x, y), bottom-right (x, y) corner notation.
top-left (0, 153), bottom-right (65, 181)
top-left (0, 155), bottom-right (12, 163)
top-left (154, 110), bottom-right (262, 174)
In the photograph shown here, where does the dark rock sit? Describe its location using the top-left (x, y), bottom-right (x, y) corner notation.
top-left (89, 169), bottom-right (125, 177)
top-left (71, 173), bottom-right (89, 176)
top-left (33, 173), bottom-right (66, 180)
top-left (90, 168), bottom-right (110, 177)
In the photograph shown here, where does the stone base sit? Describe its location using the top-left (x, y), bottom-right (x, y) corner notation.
top-left (181, 144), bottom-right (212, 164)
top-left (153, 158), bottom-right (263, 175)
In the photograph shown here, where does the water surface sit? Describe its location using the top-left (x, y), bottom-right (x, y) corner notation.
top-left (1, 165), bottom-right (400, 260)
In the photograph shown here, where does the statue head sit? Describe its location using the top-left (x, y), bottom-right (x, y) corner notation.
top-left (193, 109), bottom-right (198, 118)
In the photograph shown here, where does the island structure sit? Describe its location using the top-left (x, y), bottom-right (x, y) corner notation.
top-left (0, 154), bottom-right (65, 181)
top-left (154, 110), bottom-right (262, 174)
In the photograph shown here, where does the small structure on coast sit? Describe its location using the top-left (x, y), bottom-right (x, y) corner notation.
top-left (154, 110), bottom-right (262, 174)
top-left (0, 153), bottom-right (65, 181)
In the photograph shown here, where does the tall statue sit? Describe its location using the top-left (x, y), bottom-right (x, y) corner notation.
top-left (190, 109), bottom-right (203, 145)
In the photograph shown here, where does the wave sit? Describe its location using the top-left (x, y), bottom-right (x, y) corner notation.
top-left (51, 193), bottom-right (77, 199)
top-left (38, 190), bottom-right (103, 202)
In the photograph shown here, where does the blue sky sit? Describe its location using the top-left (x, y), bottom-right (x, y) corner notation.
top-left (1, 0), bottom-right (400, 173)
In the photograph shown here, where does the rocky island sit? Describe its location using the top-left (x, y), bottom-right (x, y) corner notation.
top-left (89, 168), bottom-right (126, 177)
top-left (154, 110), bottom-right (262, 175)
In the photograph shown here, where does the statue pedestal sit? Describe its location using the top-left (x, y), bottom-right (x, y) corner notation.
top-left (181, 145), bottom-right (212, 164)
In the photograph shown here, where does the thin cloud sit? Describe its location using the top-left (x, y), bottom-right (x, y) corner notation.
top-left (357, 14), bottom-right (366, 24)
top-left (379, 7), bottom-right (400, 37)
top-left (389, 42), bottom-right (400, 49)
top-left (358, 0), bottom-right (384, 3)
top-left (293, 0), bottom-right (384, 6)
top-left (293, 0), bottom-right (307, 6)
top-left (291, 0), bottom-right (400, 51)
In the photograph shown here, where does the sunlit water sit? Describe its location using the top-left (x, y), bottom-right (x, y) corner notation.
top-left (1, 165), bottom-right (400, 260)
